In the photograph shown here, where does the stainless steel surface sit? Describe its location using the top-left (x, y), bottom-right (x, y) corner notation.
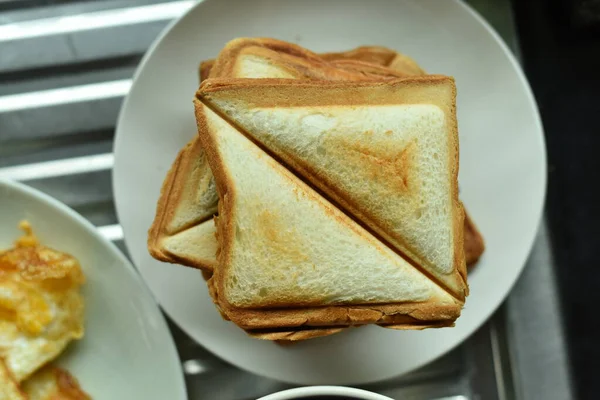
top-left (0, 1), bottom-right (572, 399)
top-left (506, 222), bottom-right (573, 400)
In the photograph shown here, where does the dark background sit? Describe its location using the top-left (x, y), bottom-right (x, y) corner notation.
top-left (512, 0), bottom-right (600, 398)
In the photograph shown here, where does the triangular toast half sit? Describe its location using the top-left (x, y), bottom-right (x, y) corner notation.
top-left (197, 76), bottom-right (467, 299)
top-left (195, 102), bottom-right (462, 330)
top-left (147, 136), bottom-right (218, 270)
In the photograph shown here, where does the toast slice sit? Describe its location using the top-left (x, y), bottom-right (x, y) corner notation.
top-left (209, 39), bottom-right (404, 81)
top-left (197, 76), bottom-right (467, 299)
top-left (195, 101), bottom-right (462, 330)
top-left (199, 44), bottom-right (419, 81)
top-left (148, 136), bottom-right (218, 270)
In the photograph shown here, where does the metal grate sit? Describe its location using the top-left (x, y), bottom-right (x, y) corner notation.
top-left (0, 1), bottom-right (572, 399)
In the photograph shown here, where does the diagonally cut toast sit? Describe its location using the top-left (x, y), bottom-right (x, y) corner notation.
top-left (195, 100), bottom-right (463, 330)
top-left (197, 76), bottom-right (467, 300)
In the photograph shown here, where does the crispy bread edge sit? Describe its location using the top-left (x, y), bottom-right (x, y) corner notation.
top-left (220, 302), bottom-right (462, 330)
top-left (200, 59), bottom-right (214, 81)
top-left (389, 52), bottom-right (427, 75)
top-left (248, 327), bottom-right (347, 341)
top-left (329, 59), bottom-right (408, 78)
top-left (464, 211), bottom-right (485, 266)
top-left (320, 45), bottom-right (398, 66)
top-left (194, 100), bottom-right (235, 320)
top-left (446, 82), bottom-right (469, 298)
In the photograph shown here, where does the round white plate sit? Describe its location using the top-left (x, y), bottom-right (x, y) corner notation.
top-left (113, 0), bottom-right (546, 385)
top-left (0, 180), bottom-right (186, 399)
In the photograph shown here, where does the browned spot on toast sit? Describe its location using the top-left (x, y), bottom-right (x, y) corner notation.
top-left (255, 208), bottom-right (308, 265)
top-left (322, 133), bottom-right (418, 193)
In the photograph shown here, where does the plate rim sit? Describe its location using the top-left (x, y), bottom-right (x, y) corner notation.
top-left (0, 178), bottom-right (187, 399)
top-left (112, 0), bottom-right (547, 385)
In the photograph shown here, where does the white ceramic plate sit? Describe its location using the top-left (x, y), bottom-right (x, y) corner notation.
top-left (113, 0), bottom-right (546, 385)
top-left (0, 180), bottom-right (186, 399)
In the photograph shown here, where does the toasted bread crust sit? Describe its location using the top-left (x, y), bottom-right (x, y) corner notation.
top-left (464, 211), bottom-right (485, 266)
top-left (215, 301), bottom-right (461, 330)
top-left (198, 76), bottom-right (467, 300)
top-left (329, 59), bottom-right (407, 78)
top-left (320, 46), bottom-right (399, 66)
top-left (247, 327), bottom-right (347, 341)
top-left (389, 52), bottom-right (426, 75)
top-left (199, 59), bottom-right (214, 81)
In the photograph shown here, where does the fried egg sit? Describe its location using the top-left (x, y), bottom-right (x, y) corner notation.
top-left (0, 358), bottom-right (25, 400)
top-left (21, 365), bottom-right (90, 400)
top-left (0, 221), bottom-right (85, 383)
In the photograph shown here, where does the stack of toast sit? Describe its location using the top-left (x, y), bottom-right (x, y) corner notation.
top-left (148, 38), bottom-right (485, 342)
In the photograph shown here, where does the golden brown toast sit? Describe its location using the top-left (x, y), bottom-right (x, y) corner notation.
top-left (198, 76), bottom-right (467, 300)
top-left (195, 86), bottom-right (464, 331)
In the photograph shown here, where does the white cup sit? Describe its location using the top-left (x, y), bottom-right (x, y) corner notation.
top-left (257, 386), bottom-right (394, 400)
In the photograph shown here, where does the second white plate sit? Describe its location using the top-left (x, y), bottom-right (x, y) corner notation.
top-left (113, 0), bottom-right (546, 385)
top-left (0, 179), bottom-right (186, 399)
